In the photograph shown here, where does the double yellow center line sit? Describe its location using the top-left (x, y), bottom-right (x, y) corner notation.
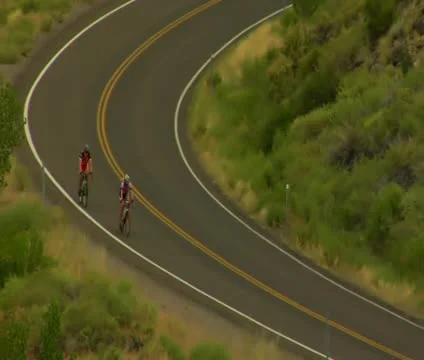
top-left (96, 1), bottom-right (413, 359)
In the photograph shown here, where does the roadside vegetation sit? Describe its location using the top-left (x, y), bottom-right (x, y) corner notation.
top-left (0, 156), bottom-right (293, 359)
top-left (0, 161), bottom-right (294, 360)
top-left (0, 1), bottom-right (299, 359)
top-left (190, 0), bottom-right (424, 317)
top-left (0, 0), bottom-right (97, 64)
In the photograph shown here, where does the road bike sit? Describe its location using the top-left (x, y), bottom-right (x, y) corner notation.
top-left (78, 172), bottom-right (89, 208)
top-left (119, 199), bottom-right (133, 237)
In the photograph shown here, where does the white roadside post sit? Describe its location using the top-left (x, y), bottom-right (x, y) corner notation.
top-left (285, 183), bottom-right (290, 221)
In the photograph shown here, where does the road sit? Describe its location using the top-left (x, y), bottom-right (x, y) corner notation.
top-left (17, 0), bottom-right (424, 359)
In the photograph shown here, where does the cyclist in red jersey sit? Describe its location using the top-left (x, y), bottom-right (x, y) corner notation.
top-left (78, 144), bottom-right (93, 197)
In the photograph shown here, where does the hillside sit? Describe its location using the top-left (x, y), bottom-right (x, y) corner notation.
top-left (190, 0), bottom-right (424, 317)
top-left (0, 158), bottom-right (291, 359)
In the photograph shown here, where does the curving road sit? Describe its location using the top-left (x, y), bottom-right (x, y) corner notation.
top-left (17, 0), bottom-right (424, 359)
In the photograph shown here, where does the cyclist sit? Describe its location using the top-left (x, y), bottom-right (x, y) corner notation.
top-left (119, 173), bottom-right (133, 222)
top-left (78, 144), bottom-right (93, 197)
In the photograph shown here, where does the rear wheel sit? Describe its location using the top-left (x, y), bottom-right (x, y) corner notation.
top-left (81, 180), bottom-right (88, 208)
top-left (123, 209), bottom-right (130, 237)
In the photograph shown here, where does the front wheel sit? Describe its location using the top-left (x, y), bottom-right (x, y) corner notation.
top-left (120, 208), bottom-right (130, 237)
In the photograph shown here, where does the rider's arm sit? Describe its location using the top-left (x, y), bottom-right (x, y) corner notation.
top-left (88, 157), bottom-right (93, 173)
top-left (130, 184), bottom-right (134, 202)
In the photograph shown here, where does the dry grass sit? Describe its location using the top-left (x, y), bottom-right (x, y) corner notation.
top-left (195, 124), bottom-right (424, 317)
top-left (289, 235), bottom-right (424, 317)
top-left (189, 17), bottom-right (424, 319)
top-left (215, 20), bottom-right (281, 82)
top-left (0, 0), bottom-right (95, 64)
top-left (1, 157), bottom-right (300, 359)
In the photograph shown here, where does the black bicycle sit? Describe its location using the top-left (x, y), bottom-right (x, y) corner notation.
top-left (79, 172), bottom-right (89, 208)
top-left (119, 199), bottom-right (133, 237)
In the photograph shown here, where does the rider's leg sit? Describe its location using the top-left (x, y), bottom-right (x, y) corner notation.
top-left (78, 172), bottom-right (82, 195)
top-left (119, 193), bottom-right (128, 222)
top-left (119, 201), bottom-right (124, 222)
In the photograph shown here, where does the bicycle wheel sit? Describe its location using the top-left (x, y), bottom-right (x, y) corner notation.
top-left (119, 208), bottom-right (127, 234)
top-left (123, 210), bottom-right (130, 237)
top-left (81, 180), bottom-right (88, 208)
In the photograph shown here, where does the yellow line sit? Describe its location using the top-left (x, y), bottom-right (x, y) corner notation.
top-left (96, 1), bottom-right (413, 359)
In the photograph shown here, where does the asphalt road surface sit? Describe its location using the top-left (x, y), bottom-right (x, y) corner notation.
top-left (17, 0), bottom-right (424, 359)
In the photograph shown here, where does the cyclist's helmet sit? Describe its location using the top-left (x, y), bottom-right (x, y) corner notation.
top-left (124, 174), bottom-right (130, 183)
top-left (83, 144), bottom-right (90, 152)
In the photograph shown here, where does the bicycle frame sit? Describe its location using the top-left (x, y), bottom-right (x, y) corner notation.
top-left (80, 172), bottom-right (89, 190)
top-left (121, 199), bottom-right (131, 221)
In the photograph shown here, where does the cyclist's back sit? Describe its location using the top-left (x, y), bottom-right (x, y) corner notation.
top-left (120, 175), bottom-right (133, 201)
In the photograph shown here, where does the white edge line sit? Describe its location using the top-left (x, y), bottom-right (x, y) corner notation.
top-left (22, 0), bottom-right (331, 358)
top-left (174, 4), bottom-right (424, 331)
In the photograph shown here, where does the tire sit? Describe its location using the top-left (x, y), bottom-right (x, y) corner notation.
top-left (81, 181), bottom-right (88, 208)
top-left (123, 209), bottom-right (130, 237)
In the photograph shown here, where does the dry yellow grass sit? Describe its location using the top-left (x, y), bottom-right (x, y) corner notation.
top-left (216, 20), bottom-right (281, 82)
top-left (0, 0), bottom-right (96, 64)
top-left (189, 17), bottom-right (424, 319)
top-left (1, 157), bottom-right (300, 359)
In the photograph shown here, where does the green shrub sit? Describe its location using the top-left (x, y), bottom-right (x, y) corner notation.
top-left (0, 5), bottom-right (9, 26)
top-left (62, 298), bottom-right (120, 352)
top-left (0, 78), bottom-right (24, 182)
top-left (76, 274), bottom-right (138, 328)
top-left (39, 298), bottom-right (64, 360)
top-left (365, 183), bottom-right (404, 255)
top-left (100, 345), bottom-right (122, 360)
top-left (293, 0), bottom-right (325, 18)
top-left (0, 317), bottom-right (30, 360)
top-left (5, 15), bottom-right (36, 57)
top-left (0, 270), bottom-right (71, 310)
top-left (365, 0), bottom-right (396, 41)
top-left (279, 6), bottom-right (298, 32)
top-left (0, 44), bottom-right (21, 64)
top-left (38, 0), bottom-right (72, 22)
top-left (189, 342), bottom-right (231, 360)
top-left (0, 200), bottom-right (53, 287)
top-left (20, 0), bottom-right (39, 14)
top-left (207, 70), bottom-right (222, 89)
top-left (160, 335), bottom-right (186, 360)
top-left (60, 273), bottom-right (156, 353)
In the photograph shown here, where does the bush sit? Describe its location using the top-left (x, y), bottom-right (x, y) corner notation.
top-left (5, 15), bottom-right (36, 57)
top-left (76, 274), bottom-right (138, 328)
top-left (0, 317), bottom-right (30, 360)
top-left (189, 342), bottom-right (231, 360)
top-left (39, 298), bottom-right (64, 360)
top-left (0, 78), bottom-right (24, 184)
top-left (38, 0), bottom-right (72, 22)
top-left (0, 264), bottom-right (161, 356)
top-left (293, 0), bottom-right (325, 18)
top-left (160, 335), bottom-right (186, 360)
top-left (60, 273), bottom-right (156, 353)
top-left (20, 0), bottom-right (39, 14)
top-left (0, 200), bottom-right (53, 287)
top-left (365, 183), bottom-right (404, 255)
top-left (62, 298), bottom-right (120, 352)
top-left (0, 270), bottom-right (71, 310)
top-left (365, 0), bottom-right (396, 41)
top-left (100, 345), bottom-right (122, 360)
